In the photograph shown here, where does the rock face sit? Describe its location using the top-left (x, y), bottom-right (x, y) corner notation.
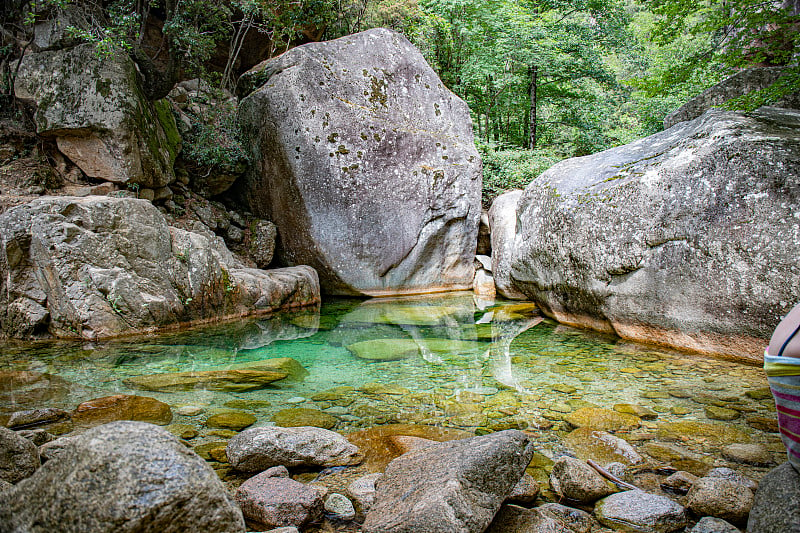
top-left (14, 44), bottom-right (179, 188)
top-left (239, 28), bottom-right (482, 296)
top-left (362, 429), bottom-right (535, 533)
top-left (664, 67), bottom-right (800, 128)
top-left (747, 462), bottom-right (800, 533)
top-left (0, 196), bottom-right (320, 339)
top-left (226, 426), bottom-right (362, 471)
top-left (0, 421), bottom-right (245, 532)
top-left (507, 108), bottom-right (800, 362)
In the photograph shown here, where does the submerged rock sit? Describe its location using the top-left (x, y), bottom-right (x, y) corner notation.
top-left (72, 394), bottom-right (172, 427)
top-left (226, 426), bottom-right (361, 471)
top-left (346, 337), bottom-right (484, 361)
top-left (239, 28), bottom-right (481, 296)
top-left (272, 408), bottom-right (337, 429)
top-left (565, 407), bottom-right (642, 432)
top-left (0, 196), bottom-right (320, 339)
top-left (594, 490), bottom-right (688, 532)
top-left (124, 369), bottom-right (288, 392)
top-left (656, 421), bottom-right (751, 445)
top-left (205, 411), bottom-right (257, 431)
top-left (507, 108), bottom-right (800, 361)
top-left (14, 44), bottom-right (178, 188)
top-left (362, 429), bottom-right (535, 533)
top-left (0, 421), bottom-right (245, 532)
top-left (563, 427), bottom-right (644, 466)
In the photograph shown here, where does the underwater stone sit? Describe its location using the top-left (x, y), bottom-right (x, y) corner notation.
top-left (72, 394), bottom-right (172, 427)
top-left (124, 369), bottom-right (288, 392)
top-left (206, 411), bottom-right (257, 431)
top-left (563, 427), bottom-right (644, 466)
top-left (272, 408), bottom-right (337, 429)
top-left (565, 407), bottom-right (642, 432)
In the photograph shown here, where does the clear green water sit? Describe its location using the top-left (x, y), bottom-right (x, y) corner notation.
top-left (0, 291), bottom-right (782, 476)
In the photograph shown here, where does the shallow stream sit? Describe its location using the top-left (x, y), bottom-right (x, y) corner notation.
top-left (0, 292), bottom-right (784, 487)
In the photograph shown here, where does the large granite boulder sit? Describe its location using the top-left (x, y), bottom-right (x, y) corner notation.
top-left (0, 196), bottom-right (320, 339)
top-left (0, 426), bottom-right (40, 484)
top-left (14, 43), bottom-right (179, 188)
top-left (664, 67), bottom-right (800, 129)
top-left (362, 429), bottom-right (535, 533)
top-left (507, 108), bottom-right (800, 362)
top-left (489, 190), bottom-right (527, 299)
top-left (747, 462), bottom-right (800, 533)
top-left (238, 28), bottom-right (481, 296)
top-left (0, 421), bottom-right (246, 532)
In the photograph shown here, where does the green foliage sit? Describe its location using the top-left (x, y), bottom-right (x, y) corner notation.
top-left (479, 144), bottom-right (560, 207)
top-left (182, 95), bottom-right (248, 171)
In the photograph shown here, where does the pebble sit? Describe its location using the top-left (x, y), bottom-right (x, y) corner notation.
top-left (176, 406), bottom-right (204, 416)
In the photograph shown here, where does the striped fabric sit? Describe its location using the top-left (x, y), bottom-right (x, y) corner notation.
top-left (765, 350), bottom-right (800, 471)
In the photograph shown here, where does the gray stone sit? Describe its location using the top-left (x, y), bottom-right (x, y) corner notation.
top-left (14, 44), bottom-right (179, 188)
top-left (489, 190), bottom-right (526, 299)
top-left (507, 108), bottom-right (800, 362)
top-left (0, 421), bottom-right (245, 532)
top-left (661, 471), bottom-right (698, 494)
top-left (33, 4), bottom-right (96, 50)
top-left (234, 471), bottom-right (323, 529)
top-left (747, 462), bottom-right (800, 533)
top-left (324, 493), bottom-right (356, 520)
top-left (0, 196), bottom-right (320, 339)
top-left (362, 430), bottom-right (535, 533)
top-left (706, 467), bottom-right (758, 492)
top-left (250, 219), bottom-right (277, 269)
top-left (0, 426), bottom-right (40, 484)
top-left (664, 67), bottom-right (800, 129)
top-left (721, 443), bottom-right (773, 466)
top-left (0, 479), bottom-right (12, 493)
top-left (538, 503), bottom-right (596, 533)
top-left (485, 505), bottom-right (572, 533)
top-left (6, 408), bottom-right (70, 429)
top-left (549, 455), bottom-right (614, 503)
top-left (689, 516), bottom-right (741, 533)
top-left (239, 28), bottom-right (481, 296)
top-left (38, 434), bottom-right (79, 463)
top-left (346, 472), bottom-right (382, 515)
top-left (686, 477), bottom-right (754, 524)
top-left (594, 490), bottom-right (688, 532)
top-left (226, 426), bottom-right (361, 471)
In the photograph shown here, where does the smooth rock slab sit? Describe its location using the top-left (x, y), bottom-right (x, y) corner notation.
top-left (5, 408), bottom-right (70, 429)
top-left (226, 426), bottom-right (362, 471)
top-left (362, 429), bottom-right (535, 533)
top-left (235, 471), bottom-right (323, 529)
top-left (0, 421), bottom-right (245, 532)
top-left (0, 426), bottom-right (40, 484)
top-left (747, 462), bottom-right (800, 533)
top-left (239, 28), bottom-right (481, 296)
top-left (272, 408), bottom-right (337, 429)
top-left (594, 490), bottom-right (688, 533)
top-left (488, 190), bottom-right (527, 299)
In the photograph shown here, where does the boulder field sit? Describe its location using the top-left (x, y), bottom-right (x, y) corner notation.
top-left (238, 28), bottom-right (482, 296)
top-left (492, 107), bottom-right (800, 362)
top-left (0, 196), bottom-right (320, 339)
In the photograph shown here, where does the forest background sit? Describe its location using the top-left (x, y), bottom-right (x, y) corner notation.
top-left (1, 0), bottom-right (798, 206)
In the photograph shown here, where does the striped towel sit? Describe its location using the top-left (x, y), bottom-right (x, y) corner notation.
top-left (764, 349), bottom-right (800, 471)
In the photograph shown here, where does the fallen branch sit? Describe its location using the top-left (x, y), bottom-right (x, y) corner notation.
top-left (587, 459), bottom-right (639, 491)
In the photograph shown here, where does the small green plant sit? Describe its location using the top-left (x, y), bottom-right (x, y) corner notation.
top-left (127, 182), bottom-right (140, 198)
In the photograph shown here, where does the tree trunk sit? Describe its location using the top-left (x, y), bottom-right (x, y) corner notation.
top-left (528, 65), bottom-right (537, 150)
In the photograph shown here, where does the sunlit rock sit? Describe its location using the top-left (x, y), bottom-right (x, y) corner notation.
top-left (239, 28), bottom-right (481, 295)
top-left (72, 394), bottom-right (172, 427)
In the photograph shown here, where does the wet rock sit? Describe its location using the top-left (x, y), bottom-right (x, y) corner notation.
top-left (614, 404), bottom-right (658, 420)
top-left (0, 421), bottom-right (245, 532)
top-left (312, 386), bottom-right (355, 402)
top-left (225, 357), bottom-right (309, 382)
top-left (176, 405), bottom-right (204, 416)
top-left (72, 394), bottom-right (172, 427)
top-left (507, 108), bottom-right (800, 362)
top-left (489, 190), bottom-right (527, 299)
top-left (347, 473), bottom-right (382, 514)
top-left (0, 371), bottom-right (71, 411)
top-left (747, 462), bottom-right (800, 533)
top-left (227, 426), bottom-right (361, 471)
top-left (565, 407), bottom-right (642, 432)
top-left (5, 408), bottom-right (70, 429)
top-left (660, 471), bottom-right (698, 494)
top-left (0, 426), bottom-right (40, 484)
top-left (564, 427), bottom-right (644, 466)
top-left (0, 479), bottom-right (12, 493)
top-left (166, 424), bottom-right (199, 440)
top-left (745, 415), bottom-right (779, 433)
top-left (594, 490), bottom-right (688, 532)
top-left (538, 502), bottom-right (596, 533)
top-left (234, 471), bottom-right (323, 529)
top-left (745, 388), bottom-right (772, 401)
top-left (656, 422), bottom-right (751, 445)
top-left (239, 29), bottom-right (481, 296)
top-left (124, 369), bottom-right (288, 392)
top-left (0, 196), bottom-right (320, 339)
top-left (14, 44), bottom-right (178, 188)
top-left (721, 443), bottom-right (773, 466)
top-left (485, 505), bottom-right (572, 533)
top-left (362, 430), bottom-right (535, 533)
top-left (704, 405), bottom-right (740, 421)
top-left (549, 455), bottom-right (615, 503)
top-left (346, 338), bottom-right (484, 361)
top-left (473, 268), bottom-right (496, 297)
top-left (193, 441), bottom-right (229, 462)
top-left (506, 472), bottom-right (540, 504)
top-left (642, 442), bottom-right (712, 476)
top-left (690, 516), bottom-right (741, 533)
top-left (273, 408), bottom-right (337, 429)
top-left (324, 493), bottom-right (356, 520)
top-left (206, 411), bottom-right (256, 431)
top-left (706, 467), bottom-right (758, 492)
top-left (686, 477), bottom-right (754, 524)
top-left (360, 382), bottom-right (410, 396)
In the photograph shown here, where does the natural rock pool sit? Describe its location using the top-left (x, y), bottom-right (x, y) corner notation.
top-left (0, 292), bottom-right (783, 491)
